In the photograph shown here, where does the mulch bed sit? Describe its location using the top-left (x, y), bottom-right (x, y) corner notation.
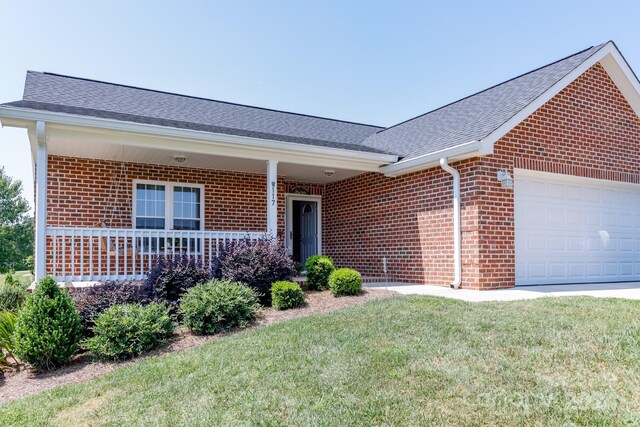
top-left (0, 288), bottom-right (397, 404)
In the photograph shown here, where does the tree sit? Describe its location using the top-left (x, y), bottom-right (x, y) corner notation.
top-left (0, 167), bottom-right (33, 273)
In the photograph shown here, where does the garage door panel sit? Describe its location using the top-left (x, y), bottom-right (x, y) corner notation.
top-left (619, 214), bottom-right (633, 228)
top-left (515, 170), bottom-right (640, 286)
top-left (549, 263), bottom-right (566, 278)
top-left (568, 263), bottom-right (584, 277)
top-left (548, 183), bottom-right (565, 199)
top-left (529, 263), bottom-right (547, 279)
top-left (585, 211), bottom-right (600, 226)
top-left (567, 185), bottom-right (584, 201)
top-left (620, 238), bottom-right (633, 251)
top-left (567, 237), bottom-right (584, 251)
top-left (621, 263), bottom-right (634, 276)
top-left (548, 236), bottom-right (565, 251)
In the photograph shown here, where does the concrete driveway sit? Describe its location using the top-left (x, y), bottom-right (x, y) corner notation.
top-left (365, 281), bottom-right (640, 302)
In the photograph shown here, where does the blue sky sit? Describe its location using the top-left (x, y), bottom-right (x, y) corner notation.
top-left (1, 0), bottom-right (639, 210)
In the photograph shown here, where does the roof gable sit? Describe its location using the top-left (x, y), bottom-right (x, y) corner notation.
top-left (364, 44), bottom-right (607, 159)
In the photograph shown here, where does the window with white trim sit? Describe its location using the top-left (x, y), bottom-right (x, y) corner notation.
top-left (133, 181), bottom-right (204, 253)
top-left (134, 181), bottom-right (203, 231)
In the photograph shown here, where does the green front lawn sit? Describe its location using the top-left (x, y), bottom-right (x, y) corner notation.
top-left (2, 296), bottom-right (640, 426)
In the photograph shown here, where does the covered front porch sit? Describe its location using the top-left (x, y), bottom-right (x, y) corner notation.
top-left (28, 119), bottom-right (397, 282)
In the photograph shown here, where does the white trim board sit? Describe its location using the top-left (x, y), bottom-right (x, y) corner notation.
top-left (284, 193), bottom-right (322, 259)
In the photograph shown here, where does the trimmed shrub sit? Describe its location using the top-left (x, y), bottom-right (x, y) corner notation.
top-left (0, 311), bottom-right (17, 368)
top-left (71, 281), bottom-right (147, 335)
top-left (329, 268), bottom-right (362, 297)
top-left (217, 236), bottom-right (295, 304)
top-left (271, 281), bottom-right (305, 310)
top-left (13, 276), bottom-right (83, 370)
top-left (305, 255), bottom-right (335, 291)
top-left (180, 280), bottom-right (260, 335)
top-left (83, 303), bottom-right (175, 361)
top-left (0, 279), bottom-right (27, 312)
top-left (145, 255), bottom-right (213, 313)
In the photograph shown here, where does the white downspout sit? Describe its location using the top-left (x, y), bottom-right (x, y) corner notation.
top-left (439, 158), bottom-right (461, 289)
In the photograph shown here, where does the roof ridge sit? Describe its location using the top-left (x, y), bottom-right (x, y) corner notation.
top-left (373, 42), bottom-right (607, 136)
top-left (26, 71), bottom-right (385, 130)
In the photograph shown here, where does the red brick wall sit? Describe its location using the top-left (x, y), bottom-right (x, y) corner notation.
top-left (44, 156), bottom-right (325, 277)
top-left (473, 63), bottom-right (640, 288)
top-left (324, 158), bottom-right (482, 286)
top-left (325, 63), bottom-right (640, 289)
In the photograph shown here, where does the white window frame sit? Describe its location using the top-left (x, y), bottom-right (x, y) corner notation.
top-left (132, 179), bottom-right (205, 231)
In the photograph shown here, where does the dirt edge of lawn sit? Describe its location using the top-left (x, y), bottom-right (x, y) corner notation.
top-left (0, 288), bottom-right (398, 404)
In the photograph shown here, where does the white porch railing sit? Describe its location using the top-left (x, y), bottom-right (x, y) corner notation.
top-left (46, 227), bottom-right (263, 282)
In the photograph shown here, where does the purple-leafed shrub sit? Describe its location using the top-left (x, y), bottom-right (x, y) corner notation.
top-left (217, 236), bottom-right (295, 304)
top-left (144, 254), bottom-right (213, 312)
top-left (71, 280), bottom-right (148, 335)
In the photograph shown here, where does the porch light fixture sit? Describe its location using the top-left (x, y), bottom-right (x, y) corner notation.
top-left (497, 170), bottom-right (514, 189)
top-left (173, 154), bottom-right (187, 163)
top-left (324, 170), bottom-right (335, 177)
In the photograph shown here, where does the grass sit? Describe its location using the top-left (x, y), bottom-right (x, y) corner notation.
top-left (1, 295), bottom-right (640, 426)
top-left (0, 271), bottom-right (33, 289)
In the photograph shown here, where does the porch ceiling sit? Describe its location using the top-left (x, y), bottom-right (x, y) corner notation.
top-left (45, 130), bottom-right (367, 184)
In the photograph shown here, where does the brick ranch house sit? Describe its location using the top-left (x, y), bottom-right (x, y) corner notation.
top-left (0, 41), bottom-right (638, 290)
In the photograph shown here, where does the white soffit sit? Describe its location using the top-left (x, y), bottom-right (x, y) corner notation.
top-left (45, 135), bottom-right (363, 184)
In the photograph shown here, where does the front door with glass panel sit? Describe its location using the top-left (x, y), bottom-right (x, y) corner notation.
top-left (134, 181), bottom-right (203, 252)
top-left (287, 198), bottom-right (320, 264)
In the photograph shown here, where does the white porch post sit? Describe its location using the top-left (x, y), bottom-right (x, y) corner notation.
top-left (35, 121), bottom-right (48, 282)
top-left (266, 160), bottom-right (278, 236)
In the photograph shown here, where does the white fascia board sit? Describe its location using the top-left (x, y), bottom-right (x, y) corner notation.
top-left (480, 42), bottom-right (639, 151)
top-left (0, 106), bottom-right (398, 168)
top-left (598, 45), bottom-right (640, 118)
top-left (380, 140), bottom-right (484, 177)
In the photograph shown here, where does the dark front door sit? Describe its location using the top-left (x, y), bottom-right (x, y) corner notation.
top-left (292, 200), bottom-right (318, 264)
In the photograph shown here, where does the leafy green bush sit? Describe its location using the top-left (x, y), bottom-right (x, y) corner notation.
top-left (180, 280), bottom-right (260, 335)
top-left (271, 281), bottom-right (305, 310)
top-left (13, 276), bottom-right (83, 370)
top-left (0, 278), bottom-right (27, 312)
top-left (329, 268), bottom-right (362, 297)
top-left (71, 280), bottom-right (147, 335)
top-left (83, 303), bottom-right (175, 361)
top-left (305, 256), bottom-right (335, 291)
top-left (0, 311), bottom-right (17, 369)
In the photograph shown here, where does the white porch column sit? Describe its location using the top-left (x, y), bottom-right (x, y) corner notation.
top-left (35, 121), bottom-right (48, 281)
top-left (266, 160), bottom-right (278, 236)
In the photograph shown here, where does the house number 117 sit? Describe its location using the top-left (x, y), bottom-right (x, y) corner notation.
top-left (271, 181), bottom-right (276, 205)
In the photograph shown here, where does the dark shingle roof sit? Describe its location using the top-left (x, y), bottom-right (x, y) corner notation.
top-left (1, 43), bottom-right (607, 161)
top-left (2, 71), bottom-right (389, 154)
top-left (361, 43), bottom-right (607, 159)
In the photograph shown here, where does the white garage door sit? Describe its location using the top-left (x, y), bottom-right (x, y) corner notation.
top-left (515, 169), bottom-right (640, 286)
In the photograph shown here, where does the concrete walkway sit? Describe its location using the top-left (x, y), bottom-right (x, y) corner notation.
top-left (364, 281), bottom-right (640, 302)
